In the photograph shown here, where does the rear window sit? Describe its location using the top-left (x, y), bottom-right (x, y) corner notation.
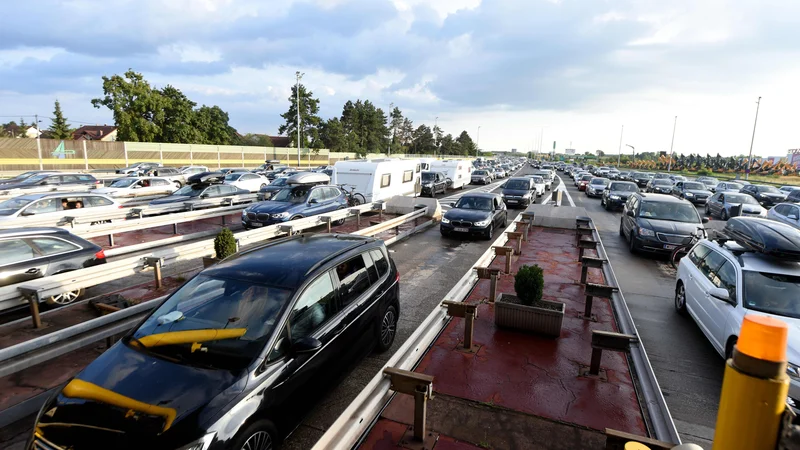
top-left (336, 254), bottom-right (372, 307)
top-left (78, 175), bottom-right (95, 182)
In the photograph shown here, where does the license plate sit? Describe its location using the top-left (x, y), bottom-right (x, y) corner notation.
top-left (507, 199), bottom-right (517, 203)
top-left (663, 244), bottom-right (677, 250)
top-left (250, 222), bottom-right (263, 227)
top-left (454, 227), bottom-right (469, 233)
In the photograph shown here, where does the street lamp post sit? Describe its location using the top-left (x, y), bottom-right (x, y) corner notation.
top-left (668, 116), bottom-right (677, 172)
top-left (434, 116), bottom-right (438, 158)
top-left (746, 96), bottom-right (762, 180)
top-left (295, 71), bottom-right (303, 168)
top-left (477, 126), bottom-right (481, 156)
top-left (388, 102), bottom-right (394, 156)
top-left (626, 144), bottom-right (635, 162)
top-left (617, 125), bottom-right (624, 166)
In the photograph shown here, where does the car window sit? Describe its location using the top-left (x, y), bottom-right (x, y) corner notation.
top-left (204, 186), bottom-right (221, 196)
top-left (774, 204), bottom-right (790, 215)
top-left (290, 272), bottom-right (336, 342)
top-left (325, 187), bottom-right (340, 199)
top-left (152, 179), bottom-right (169, 186)
top-left (715, 261), bottom-right (737, 301)
top-left (30, 237), bottom-right (81, 255)
top-left (370, 248), bottom-right (389, 278)
top-left (336, 254), bottom-right (372, 307)
top-left (77, 175), bottom-right (95, 182)
top-left (791, 206), bottom-right (800, 218)
top-left (698, 250), bottom-right (727, 284)
top-left (61, 175), bottom-right (79, 183)
top-left (309, 188), bottom-right (324, 202)
top-left (0, 239), bottom-right (36, 265)
top-left (688, 244), bottom-right (711, 266)
top-left (86, 196), bottom-right (113, 207)
top-left (381, 174), bottom-right (391, 187)
top-left (25, 198), bottom-right (58, 214)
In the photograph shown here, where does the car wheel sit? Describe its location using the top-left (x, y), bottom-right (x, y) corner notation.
top-left (290, 215), bottom-right (303, 221)
top-left (173, 181), bottom-right (182, 189)
top-left (376, 304), bottom-right (398, 353)
top-left (47, 288), bottom-right (84, 305)
top-left (721, 209), bottom-right (728, 220)
top-left (674, 282), bottom-right (687, 316)
top-left (628, 232), bottom-right (638, 254)
top-left (704, 204), bottom-right (710, 215)
top-left (231, 420), bottom-right (277, 450)
top-left (485, 224), bottom-right (494, 241)
top-left (260, 184), bottom-right (267, 189)
top-left (619, 220), bottom-right (625, 237)
top-left (725, 337), bottom-right (738, 360)
top-left (334, 208), bottom-right (346, 226)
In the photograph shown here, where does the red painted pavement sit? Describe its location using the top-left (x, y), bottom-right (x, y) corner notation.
top-left (359, 226), bottom-right (648, 449)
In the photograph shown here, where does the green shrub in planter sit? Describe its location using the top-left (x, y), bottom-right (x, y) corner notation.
top-left (214, 228), bottom-right (237, 260)
top-left (514, 264), bottom-right (544, 306)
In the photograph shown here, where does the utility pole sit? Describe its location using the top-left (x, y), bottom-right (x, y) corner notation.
top-left (388, 102), bottom-right (394, 156)
top-left (617, 125), bottom-right (623, 166)
top-left (668, 116), bottom-right (677, 172)
top-left (539, 128), bottom-right (544, 159)
top-left (296, 71), bottom-right (303, 168)
top-left (746, 96), bottom-right (762, 180)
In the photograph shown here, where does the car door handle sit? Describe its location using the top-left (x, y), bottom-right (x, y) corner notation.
top-left (25, 268), bottom-right (41, 274)
top-left (332, 323), bottom-right (347, 335)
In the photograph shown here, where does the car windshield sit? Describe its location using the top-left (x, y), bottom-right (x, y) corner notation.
top-left (128, 275), bottom-right (293, 371)
top-left (0, 197), bottom-right (33, 214)
top-left (580, 175), bottom-right (592, 181)
top-left (723, 183), bottom-right (743, 190)
top-left (173, 185), bottom-right (204, 197)
top-left (654, 174), bottom-right (670, 179)
top-left (742, 272), bottom-right (800, 319)
top-left (684, 182), bottom-right (706, 190)
top-left (611, 183), bottom-right (637, 192)
top-left (455, 196), bottom-right (493, 211)
top-left (653, 180), bottom-right (672, 186)
top-left (590, 178), bottom-right (608, 185)
top-left (532, 176), bottom-right (543, 183)
top-left (724, 194), bottom-right (758, 204)
top-left (639, 201), bottom-right (700, 223)
top-left (505, 180), bottom-right (529, 190)
top-left (421, 172), bottom-right (436, 181)
top-left (270, 178), bottom-right (287, 186)
top-left (272, 186), bottom-right (309, 203)
top-left (109, 178), bottom-right (138, 188)
top-left (224, 173), bottom-right (242, 181)
top-left (700, 179), bottom-right (717, 185)
top-left (473, 171), bottom-right (487, 176)
top-left (21, 174), bottom-right (49, 184)
top-left (758, 185), bottom-right (781, 194)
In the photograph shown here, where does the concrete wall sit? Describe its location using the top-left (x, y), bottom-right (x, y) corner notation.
top-left (384, 195), bottom-right (442, 220)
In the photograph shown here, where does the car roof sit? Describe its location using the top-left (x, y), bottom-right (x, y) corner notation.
top-left (703, 240), bottom-right (800, 276)
top-left (204, 233), bottom-right (378, 288)
top-left (460, 192), bottom-right (500, 199)
top-left (13, 192), bottom-right (105, 201)
top-left (0, 227), bottom-right (73, 238)
top-left (636, 193), bottom-right (689, 203)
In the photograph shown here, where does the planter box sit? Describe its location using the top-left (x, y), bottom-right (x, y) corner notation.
top-left (202, 256), bottom-right (219, 268)
top-left (494, 293), bottom-right (565, 338)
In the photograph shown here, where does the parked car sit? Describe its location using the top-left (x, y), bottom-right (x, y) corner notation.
top-left (705, 192), bottom-right (767, 220)
top-left (714, 181), bottom-right (744, 193)
top-left (28, 233), bottom-right (400, 450)
top-left (257, 177), bottom-right (290, 202)
top-left (585, 177), bottom-right (609, 198)
top-left (652, 173), bottom-right (672, 181)
top-left (646, 179), bottom-right (674, 194)
top-left (494, 168), bottom-right (507, 178)
top-left (143, 167), bottom-right (187, 188)
top-left (527, 175), bottom-right (546, 197)
top-left (178, 165), bottom-right (210, 176)
top-left (740, 184), bottom-right (788, 208)
top-left (420, 171), bottom-right (448, 197)
top-left (470, 170), bottom-right (491, 185)
top-left (780, 186), bottom-right (800, 194)
top-left (242, 173), bottom-right (345, 228)
top-left (696, 177), bottom-right (720, 192)
top-left (768, 203), bottom-right (800, 229)
top-left (149, 180), bottom-right (250, 206)
top-left (0, 227), bottom-right (106, 305)
top-left (219, 168), bottom-right (250, 176)
top-left (95, 177), bottom-right (177, 198)
top-left (573, 171), bottom-right (589, 186)
top-left (607, 169), bottom-right (621, 180)
top-left (620, 193), bottom-right (708, 254)
top-left (440, 193), bottom-right (507, 240)
top-left (632, 172), bottom-right (654, 188)
top-left (0, 173), bottom-right (101, 191)
top-left (674, 218), bottom-right (800, 407)
top-left (0, 193), bottom-right (122, 224)
top-left (788, 189), bottom-right (800, 204)
top-left (500, 177), bottom-right (535, 208)
top-left (601, 181), bottom-right (639, 211)
top-left (116, 162), bottom-right (162, 176)
top-left (223, 172), bottom-right (270, 193)
top-left (0, 170), bottom-right (60, 186)
top-left (531, 170), bottom-right (554, 190)
top-left (669, 175), bottom-right (687, 184)
top-left (577, 174), bottom-right (593, 191)
top-left (671, 181), bottom-right (712, 204)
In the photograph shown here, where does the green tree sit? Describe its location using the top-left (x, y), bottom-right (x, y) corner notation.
top-left (337, 99), bottom-right (390, 155)
top-left (92, 70), bottom-right (163, 141)
top-left (399, 118), bottom-right (414, 148)
top-left (389, 107), bottom-right (403, 145)
top-left (319, 117), bottom-right (347, 152)
top-left (433, 125), bottom-right (443, 151)
top-left (411, 125), bottom-right (435, 154)
top-left (439, 133), bottom-right (456, 155)
top-left (278, 83), bottom-right (322, 149)
top-left (18, 118), bottom-right (28, 138)
top-left (455, 131), bottom-right (477, 156)
top-left (159, 85), bottom-right (202, 143)
top-left (194, 105), bottom-right (236, 145)
top-left (48, 100), bottom-right (72, 140)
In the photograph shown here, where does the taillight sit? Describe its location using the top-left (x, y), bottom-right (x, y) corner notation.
top-left (95, 250), bottom-right (106, 260)
top-left (395, 270), bottom-right (400, 282)
top-left (95, 180), bottom-right (102, 185)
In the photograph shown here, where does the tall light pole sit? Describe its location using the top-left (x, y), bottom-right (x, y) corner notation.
top-left (388, 102), bottom-right (394, 156)
top-left (434, 116), bottom-right (439, 158)
top-left (617, 125), bottom-right (624, 166)
top-left (477, 126), bottom-right (481, 156)
top-left (668, 116), bottom-right (677, 172)
top-left (746, 96), bottom-right (762, 180)
top-left (295, 71), bottom-right (303, 167)
top-left (626, 144), bottom-right (635, 162)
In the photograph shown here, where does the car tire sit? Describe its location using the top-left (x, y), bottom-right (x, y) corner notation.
top-left (721, 209), bottom-right (728, 221)
top-left (674, 282), bottom-right (688, 316)
top-left (619, 220), bottom-right (625, 237)
top-left (628, 232), bottom-right (638, 254)
top-left (173, 181), bottom-right (182, 189)
top-left (485, 224), bottom-right (494, 241)
top-left (725, 337), bottom-right (737, 360)
top-left (334, 208), bottom-right (346, 226)
top-left (47, 288), bottom-right (84, 306)
top-left (230, 420), bottom-right (277, 450)
top-left (376, 304), bottom-right (398, 353)
top-left (290, 215), bottom-right (303, 221)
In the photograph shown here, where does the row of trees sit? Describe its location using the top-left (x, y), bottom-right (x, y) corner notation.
top-left (3, 101), bottom-right (74, 140)
top-left (278, 83), bottom-right (479, 157)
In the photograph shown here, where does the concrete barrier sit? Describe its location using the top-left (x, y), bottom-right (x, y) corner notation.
top-left (384, 196), bottom-right (442, 219)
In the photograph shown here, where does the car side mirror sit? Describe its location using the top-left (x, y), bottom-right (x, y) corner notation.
top-left (308, 198), bottom-right (318, 204)
top-left (40, 181), bottom-right (48, 185)
top-left (20, 210), bottom-right (35, 216)
top-left (702, 217), bottom-right (709, 223)
top-left (709, 287), bottom-right (730, 302)
top-left (789, 214), bottom-right (799, 220)
top-left (292, 336), bottom-right (322, 354)
top-left (449, 202), bottom-right (456, 207)
top-left (626, 210), bottom-right (635, 217)
top-left (200, 193), bottom-right (209, 198)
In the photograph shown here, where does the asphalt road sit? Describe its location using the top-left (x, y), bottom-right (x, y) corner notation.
top-left (281, 165), bottom-right (545, 449)
top-left (563, 172), bottom-right (725, 449)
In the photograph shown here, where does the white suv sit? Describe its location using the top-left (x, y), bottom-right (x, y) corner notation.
top-left (675, 222), bottom-right (800, 407)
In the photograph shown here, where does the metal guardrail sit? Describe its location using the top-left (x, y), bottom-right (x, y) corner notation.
top-left (0, 184), bottom-right (100, 201)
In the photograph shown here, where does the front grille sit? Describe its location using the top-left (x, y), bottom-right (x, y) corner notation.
top-left (694, 195), bottom-right (708, 201)
top-left (452, 220), bottom-right (473, 227)
top-left (256, 213), bottom-right (270, 222)
top-left (247, 212), bottom-right (257, 220)
top-left (657, 233), bottom-right (692, 245)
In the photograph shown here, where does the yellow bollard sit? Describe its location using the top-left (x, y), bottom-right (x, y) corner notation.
top-left (712, 315), bottom-right (790, 450)
top-left (625, 443), bottom-right (650, 450)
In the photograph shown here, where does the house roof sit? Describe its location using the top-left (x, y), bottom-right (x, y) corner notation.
top-left (269, 136), bottom-right (292, 148)
top-left (73, 125), bottom-right (117, 140)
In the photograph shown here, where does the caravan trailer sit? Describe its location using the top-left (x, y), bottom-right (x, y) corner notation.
top-left (419, 158), bottom-right (437, 171)
top-left (333, 159), bottom-right (421, 202)
top-left (430, 159), bottom-right (473, 190)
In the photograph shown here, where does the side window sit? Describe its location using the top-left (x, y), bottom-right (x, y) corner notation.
top-left (290, 272), bottom-right (336, 342)
top-left (0, 239), bottom-right (36, 265)
top-left (791, 206), bottom-right (800, 219)
top-left (204, 186), bottom-right (221, 196)
top-left (380, 174), bottom-right (391, 188)
top-left (698, 250), bottom-right (727, 283)
top-left (61, 175), bottom-right (80, 183)
top-left (774, 204), bottom-right (789, 215)
top-left (326, 187), bottom-right (341, 199)
top-left (77, 175), bottom-right (94, 182)
top-left (370, 248), bottom-right (389, 278)
top-left (309, 188), bottom-right (324, 202)
top-left (335, 255), bottom-right (372, 307)
top-left (688, 244), bottom-right (712, 266)
top-left (30, 237), bottom-right (80, 255)
top-left (717, 194), bottom-right (724, 203)
top-left (25, 199), bottom-right (58, 214)
top-left (86, 196), bottom-right (113, 207)
top-left (363, 251), bottom-right (379, 283)
top-left (402, 170), bottom-right (413, 183)
top-left (716, 261), bottom-right (737, 302)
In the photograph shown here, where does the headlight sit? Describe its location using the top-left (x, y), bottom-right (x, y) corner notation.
top-left (758, 193), bottom-right (767, 198)
top-left (441, 217), bottom-right (450, 224)
top-left (684, 192), bottom-right (694, 197)
top-left (271, 212), bottom-right (290, 219)
top-left (423, 183), bottom-right (432, 188)
top-left (474, 219), bottom-right (491, 227)
top-left (522, 193), bottom-right (531, 198)
top-left (177, 433), bottom-right (216, 450)
top-left (638, 227), bottom-right (655, 237)
top-left (788, 363), bottom-right (800, 381)
top-left (241, 210), bottom-right (247, 217)
top-left (610, 195), bottom-right (620, 200)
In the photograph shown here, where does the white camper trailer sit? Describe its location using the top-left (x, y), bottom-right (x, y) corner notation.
top-left (419, 158), bottom-right (437, 171)
top-left (430, 159), bottom-right (474, 190)
top-left (333, 159), bottom-right (421, 202)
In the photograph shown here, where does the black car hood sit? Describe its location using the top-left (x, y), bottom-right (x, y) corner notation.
top-left (639, 218), bottom-right (702, 235)
top-left (761, 192), bottom-right (787, 199)
top-left (445, 208), bottom-right (492, 222)
top-left (36, 342), bottom-right (245, 449)
top-left (248, 200), bottom-right (298, 214)
top-left (501, 188), bottom-right (529, 196)
top-left (150, 195), bottom-right (196, 205)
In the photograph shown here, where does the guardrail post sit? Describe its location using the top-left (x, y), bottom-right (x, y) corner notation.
top-left (442, 301), bottom-right (479, 351)
top-left (584, 283), bottom-right (618, 320)
top-left (587, 330), bottom-right (637, 376)
top-left (578, 238), bottom-right (597, 260)
top-left (349, 209), bottom-right (361, 229)
top-left (108, 233), bottom-right (115, 247)
top-left (144, 257), bottom-right (163, 289)
top-left (18, 288), bottom-right (42, 328)
top-left (520, 211), bottom-right (535, 225)
top-left (320, 216), bottom-right (332, 233)
top-left (184, 202), bottom-right (195, 212)
top-left (413, 204), bottom-right (427, 227)
top-left (383, 367), bottom-right (436, 445)
top-left (279, 225), bottom-right (295, 236)
top-left (173, 223), bottom-right (179, 235)
top-left (580, 256), bottom-right (607, 285)
top-left (492, 246), bottom-right (514, 273)
top-left (514, 220), bottom-right (530, 241)
top-left (476, 267), bottom-right (501, 302)
top-left (506, 231), bottom-right (523, 255)
top-left (131, 208), bottom-right (144, 219)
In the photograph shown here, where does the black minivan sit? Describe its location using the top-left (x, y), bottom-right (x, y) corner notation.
top-left (620, 193), bottom-right (708, 254)
top-left (30, 234), bottom-right (400, 450)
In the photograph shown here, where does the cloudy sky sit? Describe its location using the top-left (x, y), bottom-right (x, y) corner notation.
top-left (1, 0), bottom-right (798, 157)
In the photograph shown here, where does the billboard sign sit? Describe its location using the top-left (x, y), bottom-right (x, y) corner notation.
top-left (565, 148), bottom-right (575, 155)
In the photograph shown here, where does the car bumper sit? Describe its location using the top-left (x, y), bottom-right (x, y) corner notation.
top-left (632, 234), bottom-right (689, 253)
top-left (757, 198), bottom-right (784, 208)
top-left (502, 198), bottom-right (531, 208)
top-left (605, 198), bottom-right (626, 208)
top-left (578, 184), bottom-right (588, 191)
top-left (441, 222), bottom-right (490, 236)
top-left (685, 197), bottom-right (708, 204)
top-left (586, 189), bottom-right (602, 197)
